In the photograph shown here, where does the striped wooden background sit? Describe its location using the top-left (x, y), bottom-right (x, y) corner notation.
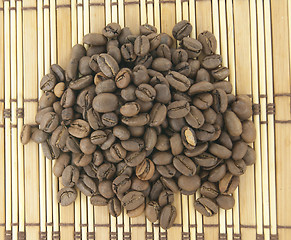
top-left (0, 0), bottom-right (290, 239)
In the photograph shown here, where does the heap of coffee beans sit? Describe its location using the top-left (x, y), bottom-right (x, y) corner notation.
top-left (21, 20), bottom-right (256, 230)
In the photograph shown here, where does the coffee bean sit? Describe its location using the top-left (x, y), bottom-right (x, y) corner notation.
top-left (201, 54), bottom-right (222, 70)
top-left (50, 64), bottom-right (65, 82)
top-left (97, 53), bottom-right (119, 78)
top-left (156, 164), bottom-right (176, 178)
top-left (181, 126), bottom-right (197, 150)
top-left (192, 93), bottom-right (213, 110)
top-left (198, 31), bottom-right (217, 55)
top-left (232, 140), bottom-right (248, 160)
top-left (167, 100), bottom-right (190, 119)
top-left (72, 152), bottom-right (92, 167)
top-left (200, 182), bottom-right (219, 199)
top-left (178, 175), bottom-right (200, 192)
top-left (194, 197), bottom-right (218, 217)
top-left (166, 71), bottom-right (191, 92)
top-left (62, 165), bottom-right (80, 187)
top-left (208, 164), bottom-right (227, 182)
top-left (125, 150), bottom-right (146, 167)
top-left (121, 138), bottom-right (144, 152)
top-left (93, 93), bottom-right (119, 113)
top-left (53, 153), bottom-right (70, 177)
top-left (157, 44), bottom-right (171, 60)
top-left (144, 127), bottom-right (157, 151)
top-left (20, 124), bottom-right (32, 145)
top-left (219, 172), bottom-right (239, 195)
top-left (39, 92), bottom-right (57, 109)
top-left (90, 194), bottom-right (108, 206)
top-left (209, 143), bottom-right (232, 159)
top-left (102, 23), bottom-right (121, 38)
top-left (121, 43), bottom-right (136, 62)
top-left (155, 134), bottom-right (170, 152)
top-left (122, 191), bottom-right (145, 211)
top-left (158, 190), bottom-right (174, 207)
top-left (83, 33), bottom-right (107, 45)
top-left (172, 20), bottom-right (192, 40)
top-left (68, 119), bottom-right (90, 138)
top-left (184, 142), bottom-right (208, 157)
top-left (60, 88), bottom-right (76, 108)
top-left (224, 110), bottom-right (242, 137)
top-left (173, 155), bottom-right (196, 176)
top-left (188, 81), bottom-right (214, 96)
top-left (115, 68), bottom-right (132, 89)
top-left (181, 37), bottom-right (202, 58)
top-left (108, 197), bottom-right (122, 217)
top-left (160, 205), bottom-right (177, 230)
top-left (152, 57), bottom-right (172, 72)
top-left (110, 143), bottom-right (127, 161)
top-left (40, 73), bottom-right (57, 91)
top-left (76, 174), bottom-right (97, 196)
top-left (211, 67), bottom-right (229, 80)
top-left (172, 49), bottom-right (188, 65)
top-left (121, 113), bottom-right (150, 127)
top-left (87, 108), bottom-right (104, 130)
top-left (57, 187), bottom-right (77, 206)
top-left (149, 103), bottom-right (167, 127)
top-left (216, 195), bottom-right (235, 210)
top-left (243, 146), bottom-right (256, 166)
top-left (212, 88), bottom-right (228, 113)
top-left (145, 201), bottom-right (160, 223)
top-left (226, 159), bottom-right (246, 176)
top-left (241, 120), bottom-right (256, 143)
top-left (231, 95), bottom-right (253, 120)
top-left (194, 153), bottom-right (217, 168)
top-left (136, 158), bottom-right (155, 181)
top-left (134, 35), bottom-right (150, 57)
top-left (152, 151), bottom-right (173, 165)
top-left (169, 133), bottom-right (184, 156)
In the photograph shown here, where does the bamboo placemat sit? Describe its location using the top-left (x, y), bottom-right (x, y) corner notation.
top-left (0, 0), bottom-right (290, 239)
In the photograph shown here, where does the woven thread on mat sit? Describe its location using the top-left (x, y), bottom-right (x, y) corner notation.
top-left (159, 0), bottom-right (175, 3)
top-left (56, 4), bottom-right (71, 9)
top-left (110, 231), bottom-right (117, 240)
top-left (270, 234), bottom-right (279, 240)
top-left (196, 232), bottom-right (204, 240)
top-left (124, 1), bottom-right (140, 5)
top-left (4, 109), bottom-right (11, 119)
top-left (74, 231), bottom-right (81, 239)
top-left (159, 231), bottom-right (167, 240)
top-left (89, 2), bottom-right (105, 6)
top-left (182, 232), bottom-right (190, 240)
top-left (233, 233), bottom-right (241, 240)
top-left (256, 234), bottom-right (264, 240)
top-left (40, 231), bottom-right (47, 240)
top-left (253, 103), bottom-right (261, 115)
top-left (52, 231), bottom-right (60, 240)
top-left (146, 232), bottom-right (153, 240)
top-left (17, 108), bottom-right (24, 118)
top-left (267, 103), bottom-right (275, 115)
top-left (22, 6), bottom-right (37, 11)
top-left (87, 232), bottom-right (95, 239)
top-left (23, 98), bottom-right (38, 102)
top-left (5, 230), bottom-right (12, 240)
top-left (123, 232), bottom-right (131, 240)
top-left (18, 231), bottom-right (26, 240)
top-left (219, 233), bottom-right (227, 240)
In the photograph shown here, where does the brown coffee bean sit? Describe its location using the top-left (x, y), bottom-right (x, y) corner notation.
top-left (53, 153), bottom-right (71, 177)
top-left (201, 54), bottom-right (222, 70)
top-left (192, 93), bottom-right (213, 110)
top-left (144, 127), bottom-right (157, 151)
top-left (90, 194), bottom-right (108, 206)
top-left (198, 31), bottom-right (217, 55)
top-left (115, 68), bottom-right (132, 89)
top-left (211, 67), bottom-right (229, 80)
top-left (50, 126), bottom-right (69, 150)
top-left (152, 57), bottom-right (172, 72)
top-left (72, 153), bottom-right (92, 167)
top-left (196, 123), bottom-right (215, 142)
top-left (95, 79), bottom-right (116, 94)
top-left (110, 143), bottom-right (127, 161)
top-left (200, 182), bottom-right (219, 199)
top-left (83, 33), bottom-right (107, 45)
top-left (121, 138), bottom-right (144, 152)
top-left (93, 93), bottom-right (119, 113)
top-left (98, 180), bottom-right (115, 199)
top-left (134, 35), bottom-right (150, 57)
top-left (194, 152), bottom-right (217, 168)
top-left (125, 150), bottom-right (146, 167)
top-left (136, 158), bottom-right (155, 181)
top-left (209, 143), bottom-right (232, 159)
top-left (145, 201), bottom-right (160, 223)
top-left (156, 164), bottom-right (176, 178)
top-left (184, 142), bottom-right (208, 157)
top-left (39, 112), bottom-right (59, 133)
top-left (121, 113), bottom-right (150, 127)
top-left (178, 175), bottom-right (200, 192)
top-left (131, 176), bottom-right (150, 192)
top-left (167, 100), bottom-right (190, 119)
top-left (208, 164), bottom-right (227, 182)
top-left (216, 195), bottom-right (235, 210)
top-left (196, 68), bottom-right (210, 82)
top-left (241, 120), bottom-right (256, 143)
top-left (102, 23), bottom-right (121, 38)
top-left (181, 126), bottom-right (197, 150)
top-left (152, 151), bottom-right (173, 165)
top-left (122, 191), bottom-right (145, 211)
top-left (194, 197), bottom-right (218, 217)
top-left (188, 82), bottom-right (214, 96)
top-left (218, 131), bottom-right (233, 150)
top-left (160, 205), bottom-right (177, 230)
top-left (97, 53), bottom-right (119, 78)
top-left (97, 163), bottom-right (116, 180)
top-left (157, 44), bottom-right (171, 60)
top-left (154, 84), bottom-right (171, 104)
top-left (172, 20), bottom-right (192, 40)
top-left (109, 197), bottom-right (122, 217)
top-left (181, 37), bottom-right (202, 58)
top-left (57, 187), bottom-right (77, 206)
top-left (155, 134), bottom-right (170, 152)
top-left (226, 159), bottom-right (246, 176)
top-left (50, 64), bottom-right (65, 82)
top-left (232, 141), bottom-right (248, 161)
top-left (169, 133), bottom-right (184, 156)
top-left (76, 174), bottom-right (97, 196)
top-left (80, 137), bottom-right (97, 155)
top-left (40, 73), bottom-right (57, 91)
top-left (158, 190), bottom-right (174, 207)
top-left (231, 95), bottom-right (253, 120)
top-left (20, 124), bottom-right (32, 145)
top-left (160, 177), bottom-right (179, 193)
top-left (166, 71), bottom-right (191, 92)
top-left (68, 119), bottom-right (90, 138)
top-left (243, 146), bottom-right (256, 166)
top-left (113, 125), bottom-right (130, 140)
top-left (219, 172), bottom-right (239, 195)
top-left (224, 110), bottom-right (242, 137)
top-left (87, 108), bottom-right (104, 130)
top-left (173, 155), bottom-right (196, 176)
top-left (121, 43), bottom-right (137, 62)
top-left (212, 88), bottom-right (228, 113)
top-left (149, 103), bottom-right (167, 127)
top-left (62, 165), bottom-right (80, 187)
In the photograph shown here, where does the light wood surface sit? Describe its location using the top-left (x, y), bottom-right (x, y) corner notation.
top-left (0, 0), bottom-right (290, 239)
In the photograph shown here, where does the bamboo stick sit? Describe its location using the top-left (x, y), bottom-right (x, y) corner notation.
top-left (123, 209), bottom-right (131, 240)
top-left (112, 0), bottom-right (118, 23)
top-left (195, 192), bottom-right (203, 240)
top-left (94, 206), bottom-right (110, 239)
top-left (81, 194), bottom-right (88, 240)
top-left (56, 1), bottom-right (75, 239)
top-left (77, 0), bottom-right (84, 43)
top-left (264, 0), bottom-right (278, 238)
top-left (182, 0), bottom-right (188, 20)
top-left (16, 0), bottom-right (25, 238)
top-left (131, 214), bottom-right (146, 240)
top-left (118, 0), bottom-right (125, 27)
top-left (23, 0), bottom-right (40, 238)
top-left (249, 1), bottom-right (264, 239)
top-left (140, 0), bottom-right (146, 25)
top-left (146, 0), bottom-right (154, 26)
top-left (117, 211), bottom-right (123, 240)
top-left (10, 1), bottom-right (19, 240)
top-left (0, 0), bottom-right (5, 235)
top-left (84, 0), bottom-right (90, 35)
top-left (189, 0), bottom-right (195, 38)
top-left (49, 1), bottom-right (60, 239)
top-left (37, 1), bottom-right (48, 240)
top-left (4, 1), bottom-right (12, 239)
top-left (90, 0), bottom-right (105, 33)
top-left (110, 215), bottom-right (117, 240)
top-left (160, 1), bottom-right (175, 38)
top-left (43, 1), bottom-right (53, 239)
top-left (271, 0), bottom-right (291, 239)
top-left (124, 0), bottom-right (140, 35)
top-left (256, 1), bottom-right (271, 240)
top-left (153, 0), bottom-right (160, 33)
top-left (105, 0), bottom-right (111, 25)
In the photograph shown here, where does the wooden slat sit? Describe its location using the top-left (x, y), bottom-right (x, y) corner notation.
top-left (22, 0), bottom-right (40, 239)
top-left (271, 0), bottom-right (291, 239)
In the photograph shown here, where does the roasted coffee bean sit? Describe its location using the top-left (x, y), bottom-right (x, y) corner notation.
top-left (181, 37), bottom-right (202, 58)
top-left (152, 57), bottom-right (172, 72)
top-left (50, 64), bottom-right (65, 82)
top-left (160, 177), bottom-right (179, 193)
top-left (188, 81), bottom-right (214, 96)
top-left (110, 143), bottom-right (127, 161)
top-left (211, 67), bottom-right (229, 80)
top-left (90, 194), bottom-right (108, 206)
top-left (184, 142), bottom-right (208, 157)
top-left (145, 201), bottom-right (160, 223)
top-left (172, 49), bottom-right (188, 65)
top-left (167, 100), bottom-right (190, 119)
top-left (149, 103), bottom-right (167, 127)
top-left (231, 95), bottom-right (253, 120)
top-left (108, 197), bottom-right (122, 217)
top-left (72, 152), bottom-right (92, 167)
top-left (178, 175), bottom-right (200, 192)
top-left (155, 134), bottom-right (170, 152)
top-left (158, 190), bottom-right (174, 207)
top-left (172, 20), bottom-right (192, 40)
top-left (121, 43), bottom-right (137, 62)
top-left (87, 108), bottom-right (104, 130)
top-left (125, 150), bottom-right (146, 167)
top-left (108, 46), bottom-right (122, 63)
top-left (122, 191), bottom-right (145, 211)
top-left (127, 203), bottom-right (145, 218)
top-left (121, 113), bottom-right (150, 127)
top-left (152, 151), bottom-right (173, 165)
top-left (131, 176), bottom-right (150, 192)
top-left (101, 112), bottom-right (118, 127)
top-left (53, 153), bottom-right (71, 177)
top-left (97, 162), bottom-right (116, 181)
top-left (57, 187), bottom-right (77, 206)
top-left (241, 120), bottom-right (256, 143)
top-left (77, 174), bottom-right (97, 196)
top-left (115, 68), bottom-right (132, 89)
top-left (169, 133), bottom-right (184, 156)
top-left (232, 141), bottom-right (248, 160)
top-left (39, 92), bottom-right (57, 109)
top-left (226, 159), bottom-right (246, 176)
top-left (40, 73), bottom-right (57, 91)
top-left (194, 197), bottom-right (218, 217)
top-left (95, 79), bottom-right (116, 94)
top-left (157, 44), bottom-right (171, 60)
top-left (100, 130), bottom-right (116, 150)
top-left (194, 153), bottom-right (217, 168)
top-left (140, 24), bottom-right (157, 35)
top-left (135, 84), bottom-right (156, 102)
top-left (243, 146), bottom-right (256, 166)
top-left (102, 23), bottom-right (121, 38)
top-left (80, 137), bottom-right (97, 155)
top-left (93, 93), bottom-right (119, 113)
top-left (224, 110), bottom-right (242, 137)
top-left (134, 35), bottom-right (150, 57)
top-left (113, 125), bottom-right (130, 140)
top-left (218, 131), bottom-right (233, 150)
top-left (192, 93), bottom-right (213, 110)
top-left (121, 138), bottom-right (144, 152)
top-left (200, 182), bottom-right (219, 199)
top-left (208, 164), bottom-right (227, 182)
top-left (173, 155), bottom-right (196, 176)
top-left (136, 158), bottom-right (155, 181)
top-left (212, 88), bottom-right (228, 113)
top-left (156, 164), bottom-right (176, 178)
top-left (83, 33), bottom-right (107, 45)
top-left (97, 54), bottom-right (119, 78)
top-left (166, 71), bottom-right (191, 92)
top-left (175, 61), bottom-right (191, 77)
top-left (144, 127), bottom-right (157, 151)
top-left (62, 165), bottom-right (80, 187)
top-left (196, 68), bottom-right (210, 82)
top-left (120, 102), bottom-right (140, 117)
top-left (35, 107), bottom-right (54, 124)
top-left (20, 124), bottom-right (32, 144)
top-left (216, 195), bottom-right (235, 210)
top-left (39, 112), bottom-right (59, 133)
top-left (68, 119), bottom-right (90, 138)
top-left (160, 205), bottom-right (177, 230)
top-left (209, 143), bottom-right (232, 159)
top-left (98, 180), bottom-right (115, 199)
top-left (181, 126), bottom-right (197, 150)
top-left (196, 123), bottom-right (215, 142)
top-left (198, 31), bottom-right (217, 55)
top-left (201, 54), bottom-right (222, 70)
top-left (66, 135), bottom-right (81, 153)
top-left (219, 172), bottom-right (239, 195)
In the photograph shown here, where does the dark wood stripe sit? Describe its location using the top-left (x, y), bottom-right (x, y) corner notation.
top-left (25, 223), bottom-right (39, 226)
top-left (59, 223), bottom-right (74, 226)
top-left (130, 223), bottom-right (146, 227)
top-left (219, 233), bottom-right (227, 240)
top-left (124, 1), bottom-right (140, 5)
top-left (24, 98), bottom-right (38, 102)
top-left (0, 99), bottom-right (4, 102)
top-left (111, 2), bottom-right (118, 6)
top-left (259, 94), bottom-right (267, 98)
top-left (270, 234), bottom-right (279, 240)
top-left (256, 234), bottom-right (264, 240)
top-left (40, 232), bottom-right (47, 240)
top-left (278, 225), bottom-right (291, 229)
top-left (275, 120), bottom-right (291, 124)
top-left (146, 1), bottom-right (154, 4)
top-left (22, 6), bottom-right (37, 10)
top-left (56, 4), bottom-right (71, 9)
top-left (80, 223), bottom-right (88, 227)
top-left (11, 99), bottom-right (17, 102)
top-left (274, 93), bottom-right (291, 97)
top-left (43, 5), bottom-right (50, 9)
top-left (204, 224), bottom-right (219, 227)
top-left (94, 224), bottom-right (110, 227)
top-left (159, 0), bottom-right (175, 3)
top-left (190, 224), bottom-right (197, 228)
top-left (89, 2), bottom-right (105, 6)
top-left (18, 231), bottom-right (26, 240)
top-left (46, 222), bottom-right (53, 226)
top-left (0, 223), bottom-right (5, 226)
top-left (260, 121), bottom-right (267, 124)
top-left (116, 224), bottom-right (124, 227)
top-left (9, 7), bottom-right (16, 10)
top-left (76, 3), bottom-right (83, 7)
top-left (0, 125), bottom-right (4, 128)
top-left (226, 224), bottom-right (234, 228)
top-left (11, 124), bottom-right (17, 128)
top-left (181, 0), bottom-right (189, 2)
top-left (240, 224), bottom-right (256, 229)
